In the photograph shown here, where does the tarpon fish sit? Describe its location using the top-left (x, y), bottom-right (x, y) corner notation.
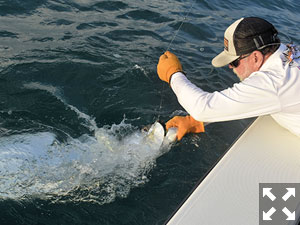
top-left (144, 121), bottom-right (177, 149)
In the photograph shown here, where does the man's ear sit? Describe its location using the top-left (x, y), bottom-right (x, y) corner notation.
top-left (252, 50), bottom-right (264, 69)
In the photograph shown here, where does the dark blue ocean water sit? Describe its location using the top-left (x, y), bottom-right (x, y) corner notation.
top-left (0, 0), bottom-right (299, 224)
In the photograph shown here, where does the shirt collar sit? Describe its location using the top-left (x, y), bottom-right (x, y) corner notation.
top-left (259, 43), bottom-right (286, 71)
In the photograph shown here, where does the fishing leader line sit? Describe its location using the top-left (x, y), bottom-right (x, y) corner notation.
top-left (165, 0), bottom-right (196, 52)
top-left (157, 0), bottom-right (196, 120)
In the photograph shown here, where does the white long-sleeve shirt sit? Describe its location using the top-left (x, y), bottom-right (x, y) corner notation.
top-left (170, 44), bottom-right (300, 137)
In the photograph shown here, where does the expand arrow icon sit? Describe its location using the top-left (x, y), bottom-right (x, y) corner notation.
top-left (263, 188), bottom-right (276, 201)
top-left (282, 207), bottom-right (295, 220)
top-left (282, 188), bottom-right (295, 201)
top-left (263, 207), bottom-right (276, 220)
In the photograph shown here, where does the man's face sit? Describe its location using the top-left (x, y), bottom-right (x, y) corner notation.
top-left (229, 54), bottom-right (255, 81)
top-left (228, 51), bottom-right (266, 81)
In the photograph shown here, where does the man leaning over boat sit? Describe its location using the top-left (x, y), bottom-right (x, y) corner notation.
top-left (157, 17), bottom-right (300, 140)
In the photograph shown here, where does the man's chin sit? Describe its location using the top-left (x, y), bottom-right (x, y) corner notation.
top-left (233, 70), bottom-right (244, 81)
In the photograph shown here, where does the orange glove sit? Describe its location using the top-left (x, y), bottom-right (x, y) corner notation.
top-left (157, 51), bottom-right (183, 83)
top-left (166, 115), bottom-right (205, 141)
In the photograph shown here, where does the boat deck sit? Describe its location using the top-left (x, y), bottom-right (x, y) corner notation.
top-left (167, 116), bottom-right (300, 225)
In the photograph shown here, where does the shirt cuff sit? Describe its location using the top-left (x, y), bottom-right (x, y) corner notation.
top-left (170, 72), bottom-right (186, 87)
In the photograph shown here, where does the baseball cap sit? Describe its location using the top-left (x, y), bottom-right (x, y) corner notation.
top-left (212, 17), bottom-right (279, 67)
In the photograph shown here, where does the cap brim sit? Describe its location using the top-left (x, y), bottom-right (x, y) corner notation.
top-left (212, 51), bottom-right (240, 67)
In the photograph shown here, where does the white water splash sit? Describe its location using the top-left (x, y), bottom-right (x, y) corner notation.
top-left (0, 82), bottom-right (174, 204)
top-left (0, 119), bottom-right (170, 204)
